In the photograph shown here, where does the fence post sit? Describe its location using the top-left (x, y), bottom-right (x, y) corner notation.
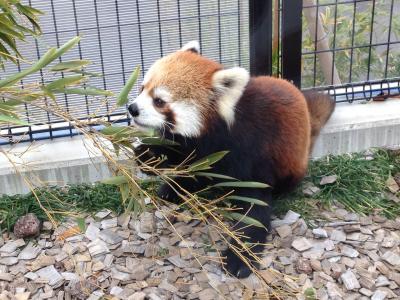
top-left (249, 0), bottom-right (273, 76)
top-left (281, 0), bottom-right (303, 87)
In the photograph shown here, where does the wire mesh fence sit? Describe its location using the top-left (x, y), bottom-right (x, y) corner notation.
top-left (301, 0), bottom-right (400, 101)
top-left (0, 0), bottom-right (249, 144)
top-left (1, 0), bottom-right (399, 144)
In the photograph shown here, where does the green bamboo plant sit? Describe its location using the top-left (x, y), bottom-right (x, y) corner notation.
top-left (0, 0), bottom-right (42, 68)
top-left (0, 36), bottom-right (115, 126)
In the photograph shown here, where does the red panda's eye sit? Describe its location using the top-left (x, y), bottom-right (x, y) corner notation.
top-left (153, 97), bottom-right (165, 108)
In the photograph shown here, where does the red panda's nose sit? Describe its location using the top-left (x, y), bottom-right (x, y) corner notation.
top-left (128, 103), bottom-right (139, 117)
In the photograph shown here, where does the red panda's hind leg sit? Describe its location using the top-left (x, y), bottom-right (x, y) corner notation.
top-left (223, 188), bottom-right (272, 278)
top-left (273, 173), bottom-right (307, 196)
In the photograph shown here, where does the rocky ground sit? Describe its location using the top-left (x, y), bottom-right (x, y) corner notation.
top-left (1, 203), bottom-right (400, 300)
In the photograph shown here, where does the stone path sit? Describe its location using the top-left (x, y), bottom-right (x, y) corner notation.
top-left (1, 204), bottom-right (400, 300)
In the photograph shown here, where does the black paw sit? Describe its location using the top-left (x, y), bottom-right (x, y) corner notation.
top-left (157, 183), bottom-right (179, 203)
top-left (223, 248), bottom-right (257, 278)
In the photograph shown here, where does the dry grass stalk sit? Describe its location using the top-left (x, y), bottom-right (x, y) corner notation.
top-left (1, 97), bottom-right (299, 299)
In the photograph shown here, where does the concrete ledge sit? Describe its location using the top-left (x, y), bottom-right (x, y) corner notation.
top-left (0, 138), bottom-right (111, 195)
top-left (312, 98), bottom-right (400, 157)
top-left (1, 98), bottom-right (400, 195)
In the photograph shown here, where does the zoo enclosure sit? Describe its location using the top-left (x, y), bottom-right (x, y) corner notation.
top-left (1, 0), bottom-right (399, 145)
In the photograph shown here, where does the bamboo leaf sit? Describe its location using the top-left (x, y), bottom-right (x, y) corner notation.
top-left (101, 175), bottom-right (128, 186)
top-left (0, 114), bottom-right (30, 125)
top-left (49, 36), bottom-right (81, 62)
top-left (226, 212), bottom-right (265, 228)
top-left (76, 217), bottom-right (86, 232)
top-left (101, 125), bottom-right (146, 142)
top-left (3, 99), bottom-right (23, 106)
top-left (70, 70), bottom-right (102, 77)
top-left (117, 66), bottom-right (140, 106)
top-left (27, 48), bottom-right (57, 72)
top-left (0, 32), bottom-right (21, 57)
top-left (194, 172), bottom-right (237, 180)
top-left (16, 4), bottom-right (44, 16)
top-left (46, 75), bottom-right (85, 91)
top-left (120, 183), bottom-right (130, 203)
top-left (50, 60), bottom-right (91, 72)
top-left (225, 195), bottom-right (268, 206)
top-left (0, 103), bottom-right (17, 110)
top-left (140, 177), bottom-right (164, 184)
top-left (0, 104), bottom-right (19, 118)
top-left (41, 88), bottom-right (56, 101)
top-left (0, 24), bottom-right (25, 39)
top-left (25, 16), bottom-right (41, 34)
top-left (53, 87), bottom-right (113, 96)
top-left (188, 151), bottom-right (229, 172)
top-left (213, 181), bottom-right (270, 189)
top-left (141, 137), bottom-right (179, 146)
top-left (0, 36), bottom-right (79, 76)
top-left (0, 48), bottom-right (57, 88)
top-left (101, 126), bottom-right (136, 137)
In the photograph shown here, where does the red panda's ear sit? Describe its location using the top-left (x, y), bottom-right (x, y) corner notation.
top-left (180, 41), bottom-right (200, 54)
top-left (212, 67), bottom-right (250, 126)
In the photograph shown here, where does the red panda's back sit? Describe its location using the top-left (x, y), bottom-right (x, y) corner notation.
top-left (238, 76), bottom-right (311, 186)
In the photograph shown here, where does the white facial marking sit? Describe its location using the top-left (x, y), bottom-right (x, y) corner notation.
top-left (180, 40), bottom-right (200, 54)
top-left (153, 86), bottom-right (172, 103)
top-left (212, 67), bottom-right (250, 127)
top-left (131, 90), bottom-right (165, 129)
top-left (170, 102), bottom-right (202, 137)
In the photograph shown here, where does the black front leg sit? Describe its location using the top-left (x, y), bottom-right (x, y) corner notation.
top-left (134, 143), bottom-right (185, 174)
top-left (157, 176), bottom-right (208, 203)
top-left (134, 144), bottom-right (167, 173)
top-left (223, 188), bottom-right (272, 278)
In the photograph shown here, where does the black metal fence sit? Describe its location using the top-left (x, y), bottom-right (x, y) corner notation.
top-left (1, 0), bottom-right (399, 145)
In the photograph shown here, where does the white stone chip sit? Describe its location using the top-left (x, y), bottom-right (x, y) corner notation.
top-left (95, 209), bottom-right (111, 219)
top-left (110, 286), bottom-right (124, 296)
top-left (18, 242), bottom-right (41, 260)
top-left (371, 290), bottom-right (388, 300)
top-left (101, 217), bottom-right (118, 229)
top-left (341, 245), bottom-right (359, 258)
top-left (87, 239), bottom-right (109, 257)
top-left (291, 237), bottom-right (313, 252)
top-left (87, 290), bottom-right (105, 300)
top-left (382, 251), bottom-right (400, 266)
top-left (330, 230), bottom-right (346, 242)
top-left (35, 265), bottom-right (64, 286)
top-left (312, 228), bottom-right (328, 238)
top-left (85, 223), bottom-right (100, 241)
top-left (340, 270), bottom-right (360, 290)
top-left (0, 239), bottom-right (25, 253)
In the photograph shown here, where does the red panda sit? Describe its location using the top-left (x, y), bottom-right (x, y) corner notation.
top-left (129, 41), bottom-right (335, 278)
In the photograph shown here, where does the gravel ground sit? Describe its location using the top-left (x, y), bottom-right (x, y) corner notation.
top-left (1, 203), bottom-right (400, 300)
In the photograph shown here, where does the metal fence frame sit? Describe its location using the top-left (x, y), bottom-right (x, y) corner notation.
top-left (251, 0), bottom-right (400, 101)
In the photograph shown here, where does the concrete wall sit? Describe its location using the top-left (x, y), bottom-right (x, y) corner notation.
top-left (312, 98), bottom-right (400, 157)
top-left (1, 99), bottom-right (400, 195)
top-left (0, 138), bottom-right (111, 195)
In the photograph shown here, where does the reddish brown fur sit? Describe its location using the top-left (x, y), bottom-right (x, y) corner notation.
top-left (136, 47), bottom-right (336, 277)
top-left (303, 90), bottom-right (336, 150)
top-left (142, 48), bottom-right (333, 188)
top-left (237, 77), bottom-right (311, 187)
top-left (144, 51), bottom-right (221, 106)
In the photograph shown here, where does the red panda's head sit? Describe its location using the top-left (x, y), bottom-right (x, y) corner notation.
top-left (128, 41), bottom-right (250, 137)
